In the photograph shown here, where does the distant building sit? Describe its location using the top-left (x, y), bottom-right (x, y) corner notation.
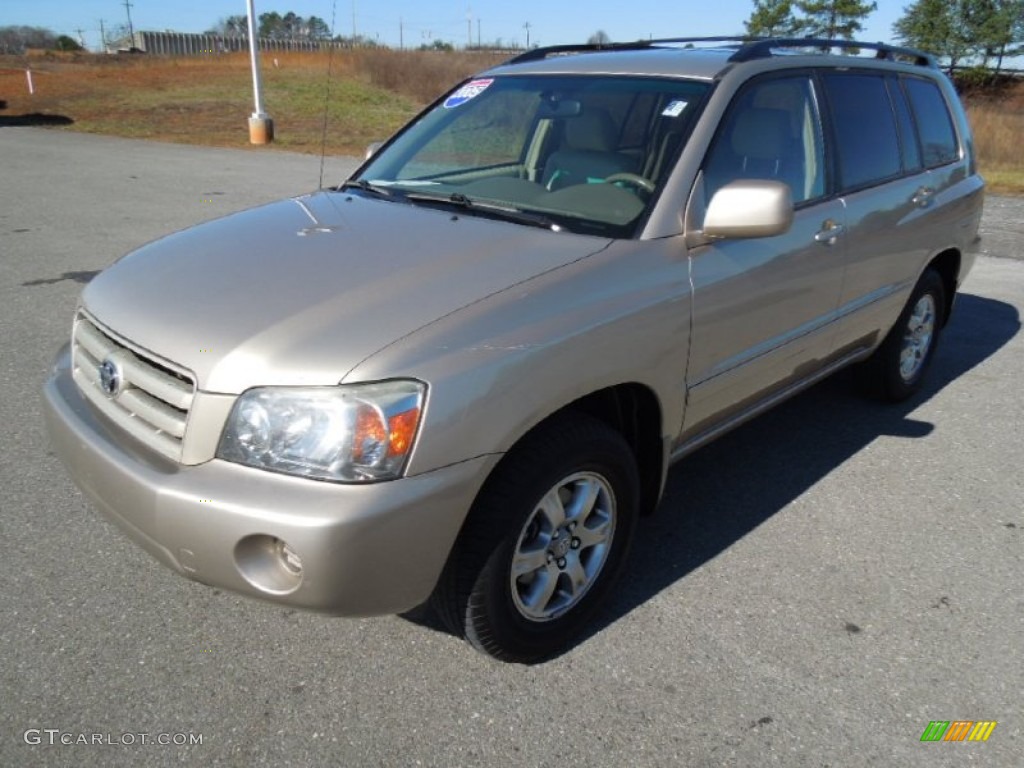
top-left (110, 31), bottom-right (350, 56)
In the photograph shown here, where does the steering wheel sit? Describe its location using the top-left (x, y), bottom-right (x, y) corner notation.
top-left (604, 173), bottom-right (656, 193)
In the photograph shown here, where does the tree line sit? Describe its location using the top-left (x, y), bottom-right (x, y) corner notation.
top-left (0, 26), bottom-right (83, 54)
top-left (745, 0), bottom-right (1024, 74)
top-left (206, 13), bottom-right (331, 41)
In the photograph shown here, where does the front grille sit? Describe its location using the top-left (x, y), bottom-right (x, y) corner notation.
top-left (71, 313), bottom-right (196, 462)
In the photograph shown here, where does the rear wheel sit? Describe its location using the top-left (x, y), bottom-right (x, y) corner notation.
top-left (431, 413), bottom-right (639, 663)
top-left (861, 268), bottom-right (946, 401)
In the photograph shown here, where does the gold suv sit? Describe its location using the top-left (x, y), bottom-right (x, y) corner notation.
top-left (43, 37), bottom-right (984, 662)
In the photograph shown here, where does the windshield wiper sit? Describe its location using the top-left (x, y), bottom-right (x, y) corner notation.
top-left (404, 191), bottom-right (559, 231)
top-left (338, 179), bottom-right (394, 198)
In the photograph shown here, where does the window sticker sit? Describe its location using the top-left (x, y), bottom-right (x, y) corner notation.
top-left (444, 79), bottom-right (494, 109)
top-left (661, 100), bottom-right (688, 118)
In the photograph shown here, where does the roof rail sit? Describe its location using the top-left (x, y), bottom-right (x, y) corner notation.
top-left (729, 38), bottom-right (937, 67)
top-left (504, 41), bottom-right (653, 65)
top-left (505, 37), bottom-right (759, 65)
top-left (504, 36), bottom-right (936, 69)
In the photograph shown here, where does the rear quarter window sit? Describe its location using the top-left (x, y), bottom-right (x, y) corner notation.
top-left (903, 77), bottom-right (959, 167)
top-left (820, 72), bottom-right (902, 191)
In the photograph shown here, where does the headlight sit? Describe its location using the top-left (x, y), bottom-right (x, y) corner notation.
top-left (217, 381), bottom-right (425, 482)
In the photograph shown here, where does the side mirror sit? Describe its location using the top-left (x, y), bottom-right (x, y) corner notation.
top-left (365, 141), bottom-right (384, 160)
top-left (703, 180), bottom-right (794, 239)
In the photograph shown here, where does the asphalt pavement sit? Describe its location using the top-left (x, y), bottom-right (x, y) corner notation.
top-left (1, 128), bottom-right (1021, 767)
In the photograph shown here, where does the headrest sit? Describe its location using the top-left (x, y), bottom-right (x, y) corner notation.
top-left (731, 108), bottom-right (789, 160)
top-left (564, 109), bottom-right (618, 152)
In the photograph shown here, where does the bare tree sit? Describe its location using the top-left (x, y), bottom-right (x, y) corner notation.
top-left (0, 25), bottom-right (59, 54)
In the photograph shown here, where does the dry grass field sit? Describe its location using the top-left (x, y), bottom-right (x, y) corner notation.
top-left (966, 85), bottom-right (1024, 194)
top-left (2, 50), bottom-right (1022, 193)
top-left (0, 50), bottom-right (505, 154)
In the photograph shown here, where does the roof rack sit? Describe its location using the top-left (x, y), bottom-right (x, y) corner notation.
top-left (728, 37), bottom-right (937, 67)
top-left (505, 41), bottom-right (654, 65)
top-left (505, 37), bottom-right (754, 65)
top-left (505, 36), bottom-right (936, 69)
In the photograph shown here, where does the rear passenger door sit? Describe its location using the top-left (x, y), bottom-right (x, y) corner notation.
top-left (683, 74), bottom-right (847, 438)
top-left (820, 71), bottom-right (945, 354)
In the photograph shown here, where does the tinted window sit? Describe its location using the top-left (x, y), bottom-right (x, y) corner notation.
top-left (904, 78), bottom-right (959, 167)
top-left (821, 73), bottom-right (902, 190)
top-left (703, 76), bottom-right (825, 205)
top-left (887, 78), bottom-right (922, 172)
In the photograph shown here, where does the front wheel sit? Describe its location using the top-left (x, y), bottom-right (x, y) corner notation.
top-left (861, 268), bottom-right (946, 401)
top-left (431, 413), bottom-right (639, 663)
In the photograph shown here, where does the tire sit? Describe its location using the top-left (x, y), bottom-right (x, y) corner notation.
top-left (431, 413), bottom-right (639, 663)
top-left (861, 268), bottom-right (946, 402)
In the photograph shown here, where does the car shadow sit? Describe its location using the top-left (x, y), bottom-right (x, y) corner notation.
top-left (0, 113), bottom-right (75, 127)
top-left (400, 292), bottom-right (1020, 660)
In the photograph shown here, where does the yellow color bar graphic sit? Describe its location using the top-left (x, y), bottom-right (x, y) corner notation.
top-left (967, 721), bottom-right (997, 742)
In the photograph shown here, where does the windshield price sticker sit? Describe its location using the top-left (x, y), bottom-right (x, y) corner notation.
top-left (444, 79), bottom-right (494, 108)
top-left (662, 100), bottom-right (689, 118)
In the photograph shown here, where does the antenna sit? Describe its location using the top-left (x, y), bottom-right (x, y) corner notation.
top-left (319, 0), bottom-right (340, 190)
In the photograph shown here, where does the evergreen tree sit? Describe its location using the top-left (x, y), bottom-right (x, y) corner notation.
top-left (55, 34), bottom-right (83, 51)
top-left (966, 0), bottom-right (1024, 72)
top-left (307, 16), bottom-right (332, 40)
top-left (792, 0), bottom-right (878, 39)
top-left (893, 0), bottom-right (1023, 72)
top-left (745, 0), bottom-right (798, 36)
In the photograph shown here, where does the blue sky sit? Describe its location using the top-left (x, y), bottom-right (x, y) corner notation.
top-left (5, 1), bottom-right (909, 53)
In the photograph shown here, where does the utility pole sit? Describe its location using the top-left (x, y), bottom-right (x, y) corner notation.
top-left (99, 19), bottom-right (107, 51)
top-left (351, 0), bottom-right (357, 41)
top-left (122, 0), bottom-right (135, 44)
top-left (523, 22), bottom-right (531, 49)
top-left (399, 17), bottom-right (403, 50)
top-left (466, 8), bottom-right (472, 49)
top-left (477, 19), bottom-right (481, 48)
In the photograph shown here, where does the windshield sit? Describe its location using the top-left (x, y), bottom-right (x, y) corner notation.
top-left (354, 74), bottom-right (710, 238)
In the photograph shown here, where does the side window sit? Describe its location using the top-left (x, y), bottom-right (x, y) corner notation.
top-left (903, 77), bottom-right (959, 167)
top-left (703, 76), bottom-right (825, 205)
top-left (821, 73), bottom-right (902, 191)
top-left (887, 78), bottom-right (923, 173)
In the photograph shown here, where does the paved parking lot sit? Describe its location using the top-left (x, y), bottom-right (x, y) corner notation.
top-left (1, 128), bottom-right (1021, 767)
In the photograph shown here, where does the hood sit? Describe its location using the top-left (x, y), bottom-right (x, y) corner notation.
top-left (83, 191), bottom-right (608, 393)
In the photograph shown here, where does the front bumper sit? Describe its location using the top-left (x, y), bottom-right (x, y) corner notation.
top-left (42, 345), bottom-right (496, 615)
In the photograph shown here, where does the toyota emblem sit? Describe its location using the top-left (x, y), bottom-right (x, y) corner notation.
top-left (98, 358), bottom-right (123, 398)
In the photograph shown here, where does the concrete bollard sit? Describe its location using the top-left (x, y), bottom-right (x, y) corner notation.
top-left (248, 115), bottom-right (274, 145)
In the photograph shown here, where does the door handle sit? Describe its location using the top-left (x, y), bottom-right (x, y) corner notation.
top-left (912, 186), bottom-right (934, 208)
top-left (814, 220), bottom-right (845, 246)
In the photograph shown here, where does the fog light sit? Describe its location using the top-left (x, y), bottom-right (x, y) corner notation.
top-left (277, 539), bottom-right (303, 575)
top-left (234, 534), bottom-right (304, 594)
